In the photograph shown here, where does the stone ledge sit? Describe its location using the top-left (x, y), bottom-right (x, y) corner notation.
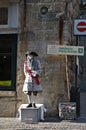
top-left (0, 91), bottom-right (16, 97)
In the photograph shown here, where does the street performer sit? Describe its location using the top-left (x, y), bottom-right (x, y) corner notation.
top-left (23, 51), bottom-right (42, 108)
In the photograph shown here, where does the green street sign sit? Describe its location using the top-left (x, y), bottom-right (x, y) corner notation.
top-left (47, 45), bottom-right (84, 56)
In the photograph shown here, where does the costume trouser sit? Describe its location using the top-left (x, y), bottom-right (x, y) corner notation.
top-left (27, 93), bottom-right (37, 104)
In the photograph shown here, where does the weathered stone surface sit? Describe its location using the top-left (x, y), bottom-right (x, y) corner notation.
top-left (0, 98), bottom-right (16, 117)
top-left (0, 0), bottom-right (80, 117)
top-left (0, 118), bottom-right (86, 130)
top-left (16, 0), bottom-right (79, 116)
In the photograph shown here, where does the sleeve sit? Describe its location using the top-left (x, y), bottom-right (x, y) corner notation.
top-left (24, 61), bottom-right (33, 77)
top-left (37, 60), bottom-right (42, 75)
top-left (31, 60), bottom-right (42, 76)
top-left (24, 62), bottom-right (27, 76)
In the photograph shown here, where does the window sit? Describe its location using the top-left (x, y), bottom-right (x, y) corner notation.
top-left (0, 7), bottom-right (8, 25)
top-left (0, 3), bottom-right (19, 28)
top-left (80, 0), bottom-right (86, 9)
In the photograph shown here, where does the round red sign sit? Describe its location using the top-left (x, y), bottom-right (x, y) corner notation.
top-left (77, 22), bottom-right (86, 32)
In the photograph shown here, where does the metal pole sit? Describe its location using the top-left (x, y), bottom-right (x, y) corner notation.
top-left (75, 36), bottom-right (78, 87)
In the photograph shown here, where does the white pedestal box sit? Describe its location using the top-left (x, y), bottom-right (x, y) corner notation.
top-left (18, 104), bottom-right (44, 123)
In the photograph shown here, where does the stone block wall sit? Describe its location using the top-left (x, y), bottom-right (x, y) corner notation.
top-left (0, 0), bottom-right (80, 117)
top-left (16, 0), bottom-right (79, 116)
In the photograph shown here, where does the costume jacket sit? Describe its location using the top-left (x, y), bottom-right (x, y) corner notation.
top-left (23, 59), bottom-right (42, 93)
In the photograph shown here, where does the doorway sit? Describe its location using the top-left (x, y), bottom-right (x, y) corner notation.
top-left (0, 34), bottom-right (17, 91)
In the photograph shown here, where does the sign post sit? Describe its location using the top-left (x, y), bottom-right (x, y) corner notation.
top-left (75, 36), bottom-right (78, 88)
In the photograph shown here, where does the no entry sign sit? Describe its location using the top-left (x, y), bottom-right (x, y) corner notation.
top-left (74, 19), bottom-right (86, 35)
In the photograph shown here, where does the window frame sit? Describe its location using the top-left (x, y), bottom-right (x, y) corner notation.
top-left (0, 3), bottom-right (19, 28)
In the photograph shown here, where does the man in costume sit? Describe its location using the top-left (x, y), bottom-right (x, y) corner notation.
top-left (23, 51), bottom-right (42, 108)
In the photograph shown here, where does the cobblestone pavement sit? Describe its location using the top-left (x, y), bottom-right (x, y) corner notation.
top-left (0, 117), bottom-right (86, 130)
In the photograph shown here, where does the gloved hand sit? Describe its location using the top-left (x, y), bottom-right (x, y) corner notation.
top-left (31, 70), bottom-right (39, 77)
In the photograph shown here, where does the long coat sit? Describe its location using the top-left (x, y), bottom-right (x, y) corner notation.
top-left (23, 59), bottom-right (42, 93)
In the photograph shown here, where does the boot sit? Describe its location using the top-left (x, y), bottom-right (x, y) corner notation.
top-left (27, 103), bottom-right (32, 108)
top-left (33, 103), bottom-right (37, 108)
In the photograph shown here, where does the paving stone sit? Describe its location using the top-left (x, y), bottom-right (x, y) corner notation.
top-left (0, 118), bottom-right (86, 130)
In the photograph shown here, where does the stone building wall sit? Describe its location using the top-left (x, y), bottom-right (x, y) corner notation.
top-left (0, 0), bottom-right (80, 117)
top-left (16, 0), bottom-right (79, 116)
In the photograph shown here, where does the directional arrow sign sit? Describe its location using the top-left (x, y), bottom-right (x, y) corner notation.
top-left (47, 45), bottom-right (84, 56)
top-left (74, 19), bottom-right (86, 35)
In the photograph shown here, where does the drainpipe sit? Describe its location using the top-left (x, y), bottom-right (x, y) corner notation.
top-left (59, 16), bottom-right (63, 45)
top-left (24, 0), bottom-right (27, 30)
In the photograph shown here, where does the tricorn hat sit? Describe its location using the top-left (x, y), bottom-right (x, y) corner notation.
top-left (29, 52), bottom-right (38, 56)
top-left (25, 51), bottom-right (38, 57)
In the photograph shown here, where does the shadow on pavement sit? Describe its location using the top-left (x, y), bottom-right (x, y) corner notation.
top-left (42, 116), bottom-right (86, 123)
top-left (41, 117), bottom-right (62, 123)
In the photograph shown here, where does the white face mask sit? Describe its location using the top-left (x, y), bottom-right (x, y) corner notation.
top-left (27, 55), bottom-right (33, 60)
